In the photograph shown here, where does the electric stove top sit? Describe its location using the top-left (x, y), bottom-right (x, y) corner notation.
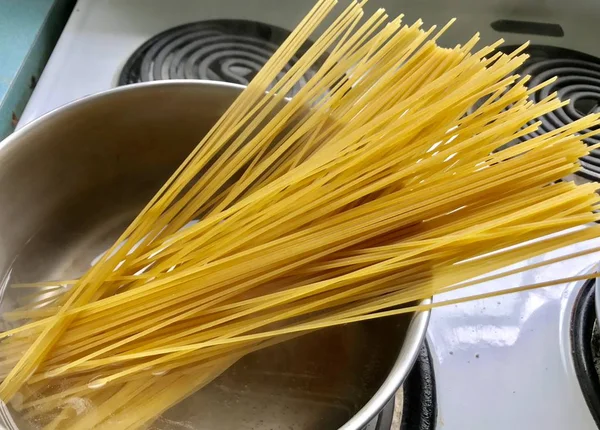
top-left (14, 1), bottom-right (600, 429)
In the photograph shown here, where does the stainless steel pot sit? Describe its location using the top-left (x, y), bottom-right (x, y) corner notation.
top-left (0, 81), bottom-right (430, 430)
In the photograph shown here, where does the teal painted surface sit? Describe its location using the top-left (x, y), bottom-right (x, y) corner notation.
top-left (0, 0), bottom-right (75, 139)
top-left (0, 0), bottom-right (53, 96)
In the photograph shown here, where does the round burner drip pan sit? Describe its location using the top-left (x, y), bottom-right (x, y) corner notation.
top-left (119, 20), bottom-right (323, 96)
top-left (498, 45), bottom-right (600, 181)
top-left (571, 279), bottom-right (600, 427)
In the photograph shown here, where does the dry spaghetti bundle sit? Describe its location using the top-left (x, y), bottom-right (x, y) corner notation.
top-left (2, 0), bottom-right (600, 428)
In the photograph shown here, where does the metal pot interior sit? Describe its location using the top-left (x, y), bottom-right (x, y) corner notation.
top-left (0, 81), bottom-right (425, 430)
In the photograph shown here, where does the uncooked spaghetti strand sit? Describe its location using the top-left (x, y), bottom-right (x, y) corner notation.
top-left (77, 5), bottom-right (344, 292)
top-left (152, 103), bottom-right (564, 268)
top-left (92, 0), bottom-right (341, 272)
top-left (36, 232), bottom-right (584, 360)
top-left (125, 35), bottom-right (516, 262)
top-left (0, 0), bottom-right (345, 402)
top-left (75, 269), bottom-right (600, 380)
top-left (153, 2), bottom-right (369, 238)
top-left (58, 207), bottom-right (600, 373)
top-left (0, 160), bottom-right (580, 340)
top-left (8, 152), bottom-right (580, 332)
top-left (49, 218), bottom-right (592, 362)
top-left (83, 194), bottom-right (592, 336)
top-left (204, 11), bottom-right (415, 217)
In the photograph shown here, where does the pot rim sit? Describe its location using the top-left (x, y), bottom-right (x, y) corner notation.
top-left (1, 80), bottom-right (432, 430)
top-left (2, 80), bottom-right (246, 154)
top-left (341, 301), bottom-right (431, 430)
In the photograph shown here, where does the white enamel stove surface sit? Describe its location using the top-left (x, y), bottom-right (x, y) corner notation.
top-left (18, 0), bottom-right (600, 127)
top-left (429, 239), bottom-right (600, 429)
top-left (17, 1), bottom-right (600, 429)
